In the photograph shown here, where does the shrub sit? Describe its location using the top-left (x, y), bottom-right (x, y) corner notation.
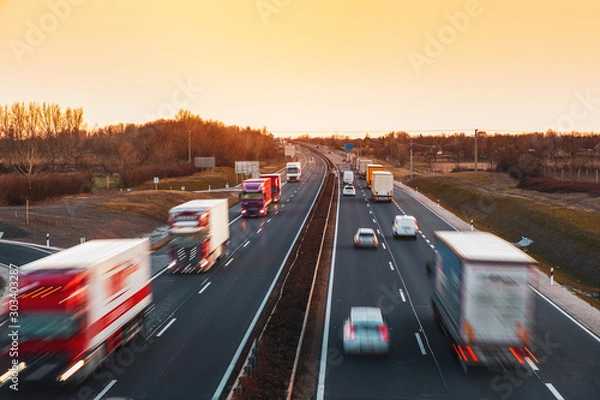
top-left (517, 177), bottom-right (600, 196)
top-left (0, 172), bottom-right (94, 205)
top-left (119, 163), bottom-right (196, 188)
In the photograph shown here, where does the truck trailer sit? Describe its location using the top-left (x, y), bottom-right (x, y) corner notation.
top-left (431, 231), bottom-right (537, 372)
top-left (286, 162), bottom-right (301, 182)
top-left (168, 199), bottom-right (230, 273)
top-left (342, 170), bottom-right (354, 185)
top-left (371, 171), bottom-right (394, 202)
top-left (357, 159), bottom-right (372, 178)
top-left (366, 164), bottom-right (384, 188)
top-left (0, 239), bottom-right (152, 387)
top-left (241, 178), bottom-right (272, 217)
top-left (259, 173), bottom-right (282, 203)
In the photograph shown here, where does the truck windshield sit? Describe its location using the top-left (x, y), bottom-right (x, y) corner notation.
top-left (19, 312), bottom-right (80, 340)
top-left (287, 167), bottom-right (299, 173)
top-left (241, 192), bottom-right (263, 200)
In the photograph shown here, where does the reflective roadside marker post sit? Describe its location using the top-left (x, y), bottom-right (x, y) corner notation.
top-left (470, 220), bottom-right (474, 231)
top-left (46, 233), bottom-right (50, 247)
top-left (550, 267), bottom-right (554, 286)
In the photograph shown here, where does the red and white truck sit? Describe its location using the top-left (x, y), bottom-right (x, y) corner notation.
top-left (0, 239), bottom-right (152, 387)
top-left (240, 178), bottom-right (272, 217)
top-left (259, 173), bottom-right (282, 203)
top-left (168, 199), bottom-right (230, 273)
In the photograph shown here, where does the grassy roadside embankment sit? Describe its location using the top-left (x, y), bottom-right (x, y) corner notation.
top-left (401, 172), bottom-right (600, 307)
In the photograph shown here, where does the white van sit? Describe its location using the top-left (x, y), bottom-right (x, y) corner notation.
top-left (392, 215), bottom-right (418, 239)
top-left (343, 170), bottom-right (354, 185)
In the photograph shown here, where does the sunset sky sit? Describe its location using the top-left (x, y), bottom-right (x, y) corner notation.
top-left (1, 0), bottom-right (599, 138)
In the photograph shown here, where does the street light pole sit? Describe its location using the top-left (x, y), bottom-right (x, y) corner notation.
top-left (409, 140), bottom-right (413, 180)
top-left (188, 129), bottom-right (191, 163)
top-left (474, 129), bottom-right (478, 172)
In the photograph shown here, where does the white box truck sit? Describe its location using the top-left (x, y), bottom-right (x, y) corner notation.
top-left (343, 170), bottom-right (354, 185)
top-left (431, 231), bottom-right (537, 372)
top-left (371, 171), bottom-right (394, 202)
top-left (168, 199), bottom-right (230, 273)
top-left (0, 239), bottom-right (152, 386)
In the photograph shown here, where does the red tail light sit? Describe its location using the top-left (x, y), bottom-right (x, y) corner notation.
top-left (378, 324), bottom-right (389, 342)
top-left (509, 347), bottom-right (525, 364)
top-left (345, 323), bottom-right (355, 341)
top-left (465, 346), bottom-right (478, 362)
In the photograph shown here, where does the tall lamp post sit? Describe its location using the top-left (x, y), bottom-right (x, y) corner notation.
top-left (474, 129), bottom-right (478, 172)
top-left (409, 140), bottom-right (413, 180)
top-left (188, 129), bottom-right (192, 163)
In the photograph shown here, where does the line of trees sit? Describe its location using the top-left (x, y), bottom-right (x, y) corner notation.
top-left (0, 103), bottom-right (282, 204)
top-left (303, 131), bottom-right (600, 177)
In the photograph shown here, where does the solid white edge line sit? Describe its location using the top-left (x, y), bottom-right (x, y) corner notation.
top-left (415, 332), bottom-right (427, 355)
top-left (530, 285), bottom-right (600, 344)
top-left (199, 282), bottom-right (212, 294)
top-left (225, 258), bottom-right (234, 267)
top-left (93, 379), bottom-right (117, 400)
top-left (316, 168), bottom-right (341, 400)
top-left (545, 383), bottom-right (565, 400)
top-left (156, 318), bottom-right (176, 337)
top-left (212, 154), bottom-right (327, 400)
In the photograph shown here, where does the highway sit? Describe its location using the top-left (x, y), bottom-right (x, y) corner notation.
top-left (2, 148), bottom-right (600, 399)
top-left (0, 149), bottom-right (328, 400)
top-left (319, 162), bottom-right (600, 399)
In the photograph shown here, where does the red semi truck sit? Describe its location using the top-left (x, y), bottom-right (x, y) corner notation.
top-left (240, 178), bottom-right (272, 217)
top-left (167, 199), bottom-right (230, 273)
top-left (259, 173), bottom-right (282, 203)
top-left (0, 239), bottom-right (152, 387)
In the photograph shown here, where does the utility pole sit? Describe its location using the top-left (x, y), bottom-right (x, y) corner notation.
top-left (474, 129), bottom-right (478, 172)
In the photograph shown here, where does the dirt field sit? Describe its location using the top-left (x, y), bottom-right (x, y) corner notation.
top-left (0, 189), bottom-right (240, 249)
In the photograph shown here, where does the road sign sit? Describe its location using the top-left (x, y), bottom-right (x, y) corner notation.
top-left (344, 143), bottom-right (354, 152)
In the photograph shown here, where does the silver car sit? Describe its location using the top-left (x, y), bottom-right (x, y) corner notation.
top-left (354, 228), bottom-right (378, 248)
top-left (343, 307), bottom-right (390, 356)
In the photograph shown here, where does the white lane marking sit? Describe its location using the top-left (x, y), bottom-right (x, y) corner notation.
top-left (257, 228), bottom-right (262, 234)
top-left (275, 210), bottom-right (280, 214)
top-left (199, 282), bottom-right (212, 294)
top-left (243, 241), bottom-right (250, 248)
top-left (377, 229), bottom-right (381, 235)
top-left (150, 265), bottom-right (170, 282)
top-left (267, 218), bottom-right (272, 223)
top-left (545, 383), bottom-right (564, 400)
top-left (530, 286), bottom-right (600, 344)
top-left (225, 258), bottom-right (234, 267)
top-left (381, 243), bottom-right (386, 250)
top-left (389, 262), bottom-right (394, 271)
top-left (415, 332), bottom-right (427, 355)
top-left (93, 379), bottom-right (117, 400)
top-left (399, 289), bottom-right (406, 302)
top-left (372, 219), bottom-right (376, 223)
top-left (425, 239), bottom-right (431, 244)
top-left (156, 318), bottom-right (177, 337)
top-left (526, 357), bottom-right (539, 371)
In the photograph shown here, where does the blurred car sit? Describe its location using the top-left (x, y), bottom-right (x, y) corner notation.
top-left (343, 185), bottom-right (356, 196)
top-left (354, 228), bottom-right (378, 248)
top-left (392, 215), bottom-right (418, 239)
top-left (343, 306), bottom-right (390, 356)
